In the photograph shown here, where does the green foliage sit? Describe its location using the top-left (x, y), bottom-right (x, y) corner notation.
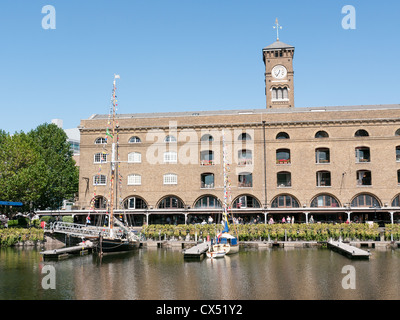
top-left (0, 228), bottom-right (44, 247)
top-left (0, 123), bottom-right (79, 212)
top-left (142, 223), bottom-right (380, 242)
top-left (62, 216), bottom-right (74, 223)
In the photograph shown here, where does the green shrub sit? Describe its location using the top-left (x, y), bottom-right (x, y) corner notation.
top-left (62, 216), bottom-right (74, 223)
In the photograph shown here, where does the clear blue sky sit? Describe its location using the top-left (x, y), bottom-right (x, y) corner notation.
top-left (0, 0), bottom-right (399, 134)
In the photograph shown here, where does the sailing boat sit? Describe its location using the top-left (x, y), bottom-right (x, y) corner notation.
top-left (97, 75), bottom-right (139, 254)
top-left (207, 130), bottom-right (239, 257)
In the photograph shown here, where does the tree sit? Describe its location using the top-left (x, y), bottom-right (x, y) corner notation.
top-left (0, 131), bottom-right (47, 213)
top-left (28, 123), bottom-right (79, 210)
top-left (0, 123), bottom-right (79, 214)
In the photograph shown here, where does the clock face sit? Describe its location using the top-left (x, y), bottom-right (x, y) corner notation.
top-left (272, 65), bottom-right (287, 79)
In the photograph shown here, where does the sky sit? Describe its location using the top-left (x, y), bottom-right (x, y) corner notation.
top-left (0, 0), bottom-right (399, 134)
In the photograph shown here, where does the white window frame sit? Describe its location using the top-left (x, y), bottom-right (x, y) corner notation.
top-left (128, 152), bottom-right (141, 163)
top-left (93, 174), bottom-right (107, 185)
top-left (94, 152), bottom-right (107, 164)
top-left (164, 151), bottom-right (177, 163)
top-left (163, 173), bottom-right (177, 185)
top-left (127, 174), bottom-right (141, 185)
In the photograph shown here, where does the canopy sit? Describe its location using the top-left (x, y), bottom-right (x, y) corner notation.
top-left (0, 201), bottom-right (23, 206)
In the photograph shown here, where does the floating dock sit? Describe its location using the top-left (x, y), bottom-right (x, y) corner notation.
top-left (183, 241), bottom-right (210, 260)
top-left (327, 240), bottom-right (371, 259)
top-left (40, 242), bottom-right (94, 260)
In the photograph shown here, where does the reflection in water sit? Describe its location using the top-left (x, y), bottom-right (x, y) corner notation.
top-left (1, 246), bottom-right (400, 300)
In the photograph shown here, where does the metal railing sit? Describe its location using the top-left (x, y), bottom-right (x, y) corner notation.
top-left (48, 220), bottom-right (140, 241)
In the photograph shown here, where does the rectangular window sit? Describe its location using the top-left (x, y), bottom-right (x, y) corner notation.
top-left (128, 152), bottom-right (141, 163)
top-left (94, 153), bottom-right (107, 163)
top-left (163, 174), bottom-right (177, 185)
top-left (93, 175), bottom-right (106, 185)
top-left (127, 174), bottom-right (141, 185)
top-left (164, 152), bottom-right (177, 163)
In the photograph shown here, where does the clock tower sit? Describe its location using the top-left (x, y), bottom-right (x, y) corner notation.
top-left (263, 19), bottom-right (295, 109)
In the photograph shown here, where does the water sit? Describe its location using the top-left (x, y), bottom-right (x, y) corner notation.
top-left (1, 246), bottom-right (400, 300)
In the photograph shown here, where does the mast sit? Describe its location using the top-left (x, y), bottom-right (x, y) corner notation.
top-left (109, 74), bottom-right (119, 237)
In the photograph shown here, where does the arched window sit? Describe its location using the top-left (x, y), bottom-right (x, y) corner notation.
top-left (94, 152), bottom-right (107, 163)
top-left (127, 174), bottom-right (141, 185)
top-left (238, 172), bottom-right (252, 188)
top-left (283, 87), bottom-right (288, 99)
top-left (315, 131), bottom-right (329, 138)
top-left (396, 146), bottom-right (400, 161)
top-left (123, 196), bottom-right (148, 209)
top-left (277, 171), bottom-right (291, 187)
top-left (194, 195), bottom-right (221, 209)
top-left (232, 195), bottom-right (261, 209)
top-left (277, 88), bottom-right (283, 99)
top-left (158, 196), bottom-right (184, 209)
top-left (163, 173), bottom-right (177, 185)
top-left (165, 135), bottom-right (177, 143)
top-left (271, 194), bottom-right (300, 208)
top-left (129, 136), bottom-right (141, 143)
top-left (238, 149), bottom-right (252, 165)
top-left (395, 129), bottom-right (400, 136)
top-left (201, 173), bottom-right (214, 189)
top-left (355, 129), bottom-right (369, 137)
top-left (93, 174), bottom-right (107, 186)
top-left (95, 137), bottom-right (107, 144)
top-left (392, 194), bottom-right (400, 207)
top-left (315, 148), bottom-right (330, 163)
top-left (310, 194), bottom-right (340, 208)
top-left (272, 88), bottom-right (277, 100)
top-left (316, 171), bottom-right (331, 187)
top-left (200, 134), bottom-right (214, 142)
top-left (276, 149), bottom-right (291, 164)
top-left (91, 196), bottom-right (107, 209)
top-left (128, 152), bottom-right (141, 163)
top-left (238, 132), bottom-right (252, 141)
top-left (276, 132), bottom-right (290, 139)
top-left (351, 193), bottom-right (380, 207)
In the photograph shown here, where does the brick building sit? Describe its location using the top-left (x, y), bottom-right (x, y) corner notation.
top-left (76, 38), bottom-right (400, 226)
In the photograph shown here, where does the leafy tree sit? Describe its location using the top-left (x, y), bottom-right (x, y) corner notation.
top-left (0, 123), bottom-right (79, 214)
top-left (0, 131), bottom-right (46, 213)
top-left (28, 123), bottom-right (79, 210)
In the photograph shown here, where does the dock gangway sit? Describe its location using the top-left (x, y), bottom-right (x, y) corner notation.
top-left (48, 220), bottom-right (140, 242)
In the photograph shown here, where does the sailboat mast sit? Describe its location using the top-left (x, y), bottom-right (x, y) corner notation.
top-left (109, 75), bottom-right (118, 233)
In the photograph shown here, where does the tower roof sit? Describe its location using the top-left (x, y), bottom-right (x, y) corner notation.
top-left (263, 40), bottom-right (294, 51)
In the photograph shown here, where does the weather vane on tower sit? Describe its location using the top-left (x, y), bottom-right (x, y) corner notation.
top-left (273, 18), bottom-right (282, 41)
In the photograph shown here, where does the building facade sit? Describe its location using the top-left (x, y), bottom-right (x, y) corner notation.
top-left (76, 39), bottom-right (400, 226)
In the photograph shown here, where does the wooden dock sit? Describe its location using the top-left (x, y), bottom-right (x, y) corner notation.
top-left (183, 241), bottom-right (210, 260)
top-left (327, 240), bottom-right (371, 259)
top-left (40, 242), bottom-right (94, 260)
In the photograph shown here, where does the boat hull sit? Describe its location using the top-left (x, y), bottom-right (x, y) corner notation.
top-left (206, 251), bottom-right (226, 259)
top-left (99, 238), bottom-right (139, 253)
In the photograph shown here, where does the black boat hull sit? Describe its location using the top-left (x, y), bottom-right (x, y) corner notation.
top-left (99, 238), bottom-right (139, 253)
